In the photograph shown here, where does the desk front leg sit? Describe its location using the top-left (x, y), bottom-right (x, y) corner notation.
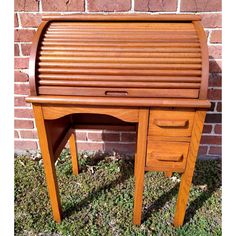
top-left (173, 111), bottom-right (206, 227)
top-left (33, 105), bottom-right (62, 223)
top-left (133, 108), bottom-right (149, 225)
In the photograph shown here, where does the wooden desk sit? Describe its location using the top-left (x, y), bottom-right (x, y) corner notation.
top-left (26, 14), bottom-right (210, 227)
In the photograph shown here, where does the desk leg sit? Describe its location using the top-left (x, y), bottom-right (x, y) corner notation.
top-left (173, 111), bottom-right (206, 227)
top-left (69, 130), bottom-right (79, 175)
top-left (33, 105), bottom-right (62, 223)
top-left (165, 172), bottom-right (173, 178)
top-left (133, 109), bottom-right (149, 225)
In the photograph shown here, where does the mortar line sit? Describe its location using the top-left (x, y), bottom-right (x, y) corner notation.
top-left (85, 0), bottom-right (88, 13)
top-left (38, 0), bottom-right (42, 12)
top-left (177, 0), bottom-right (181, 13)
top-left (130, 0), bottom-right (135, 12)
top-left (15, 11), bottom-right (222, 14)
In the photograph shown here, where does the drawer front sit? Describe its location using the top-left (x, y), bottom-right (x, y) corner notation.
top-left (149, 108), bottom-right (195, 137)
top-left (146, 140), bottom-right (189, 172)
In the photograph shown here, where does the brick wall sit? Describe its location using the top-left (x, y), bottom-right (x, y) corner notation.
top-left (14, 0), bottom-right (222, 158)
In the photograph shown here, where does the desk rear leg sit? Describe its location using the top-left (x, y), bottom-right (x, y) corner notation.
top-left (69, 129), bottom-right (79, 175)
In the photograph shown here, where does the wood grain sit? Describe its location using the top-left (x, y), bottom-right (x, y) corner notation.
top-left (28, 15), bottom-right (209, 101)
top-left (173, 111), bottom-right (206, 227)
top-left (26, 15), bottom-right (209, 226)
top-left (165, 172), bottom-right (173, 178)
top-left (146, 141), bottom-right (189, 171)
top-left (154, 119), bottom-right (188, 128)
top-left (42, 14), bottom-right (201, 21)
top-left (26, 96), bottom-right (211, 108)
top-left (31, 18), bottom-right (208, 99)
top-left (133, 109), bottom-right (149, 225)
top-left (32, 104), bottom-right (62, 223)
top-left (38, 86), bottom-right (199, 99)
top-left (29, 21), bottom-right (49, 96)
top-left (193, 21), bottom-right (209, 99)
top-left (69, 130), bottom-right (79, 175)
top-left (149, 108), bottom-right (195, 137)
top-left (42, 105), bottom-right (139, 122)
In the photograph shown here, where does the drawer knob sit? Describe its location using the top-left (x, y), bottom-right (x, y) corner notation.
top-left (154, 119), bottom-right (188, 128)
top-left (151, 152), bottom-right (183, 162)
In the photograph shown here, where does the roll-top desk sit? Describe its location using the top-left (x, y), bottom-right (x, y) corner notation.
top-left (26, 14), bottom-right (210, 227)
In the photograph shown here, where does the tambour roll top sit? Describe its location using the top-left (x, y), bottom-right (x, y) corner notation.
top-left (29, 14), bottom-right (209, 101)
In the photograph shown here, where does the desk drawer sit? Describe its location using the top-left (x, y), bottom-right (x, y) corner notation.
top-left (146, 140), bottom-right (189, 172)
top-left (149, 108), bottom-right (195, 137)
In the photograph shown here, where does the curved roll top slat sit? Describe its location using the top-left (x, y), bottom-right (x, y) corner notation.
top-left (30, 15), bottom-right (209, 99)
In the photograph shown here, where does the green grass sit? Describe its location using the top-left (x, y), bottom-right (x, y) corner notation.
top-left (15, 149), bottom-right (221, 236)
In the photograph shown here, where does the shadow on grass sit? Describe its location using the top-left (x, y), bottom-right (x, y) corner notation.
top-left (142, 159), bottom-right (221, 224)
top-left (63, 155), bottom-right (134, 218)
top-left (142, 183), bottom-right (180, 223)
top-left (62, 154), bottom-right (221, 224)
top-left (184, 159), bottom-right (221, 224)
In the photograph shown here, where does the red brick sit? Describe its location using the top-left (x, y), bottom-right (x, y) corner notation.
top-left (200, 13), bottom-right (222, 28)
top-left (14, 0), bottom-right (38, 12)
top-left (20, 13), bottom-right (42, 28)
top-left (209, 60), bottom-right (222, 73)
top-left (15, 140), bottom-right (38, 150)
top-left (88, 0), bottom-right (130, 12)
top-left (104, 143), bottom-right (135, 153)
top-left (102, 132), bottom-right (120, 142)
top-left (198, 145), bottom-right (208, 155)
top-left (205, 113), bottom-right (221, 123)
top-left (208, 73), bottom-right (221, 87)
top-left (201, 135), bottom-right (221, 145)
top-left (15, 119), bottom-right (34, 129)
top-left (135, 0), bottom-right (177, 12)
top-left (87, 132), bottom-right (102, 141)
top-left (15, 108), bottom-right (33, 118)
top-left (21, 44), bottom-right (32, 56)
top-left (15, 44), bottom-right (20, 56)
top-left (15, 71), bottom-right (29, 82)
top-left (77, 142), bottom-right (104, 151)
top-left (42, 0), bottom-right (84, 11)
top-left (121, 132), bottom-right (137, 142)
top-left (208, 45), bottom-right (222, 59)
top-left (181, 0), bottom-right (221, 12)
top-left (15, 29), bottom-right (36, 42)
top-left (15, 131), bottom-right (19, 138)
top-left (210, 30), bottom-right (222, 44)
top-left (15, 13), bottom-right (19, 27)
top-left (214, 124), bottom-right (222, 134)
top-left (14, 83), bottom-right (30, 95)
top-left (208, 88), bottom-right (221, 100)
top-left (15, 58), bottom-right (29, 69)
top-left (75, 131), bottom-right (87, 141)
top-left (216, 102), bottom-right (222, 112)
top-left (203, 124), bottom-right (212, 134)
top-left (14, 96), bottom-right (30, 107)
top-left (20, 130), bottom-right (38, 139)
top-left (209, 146), bottom-right (221, 155)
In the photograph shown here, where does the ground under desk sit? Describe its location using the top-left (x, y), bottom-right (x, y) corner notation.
top-left (26, 96), bottom-right (210, 227)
